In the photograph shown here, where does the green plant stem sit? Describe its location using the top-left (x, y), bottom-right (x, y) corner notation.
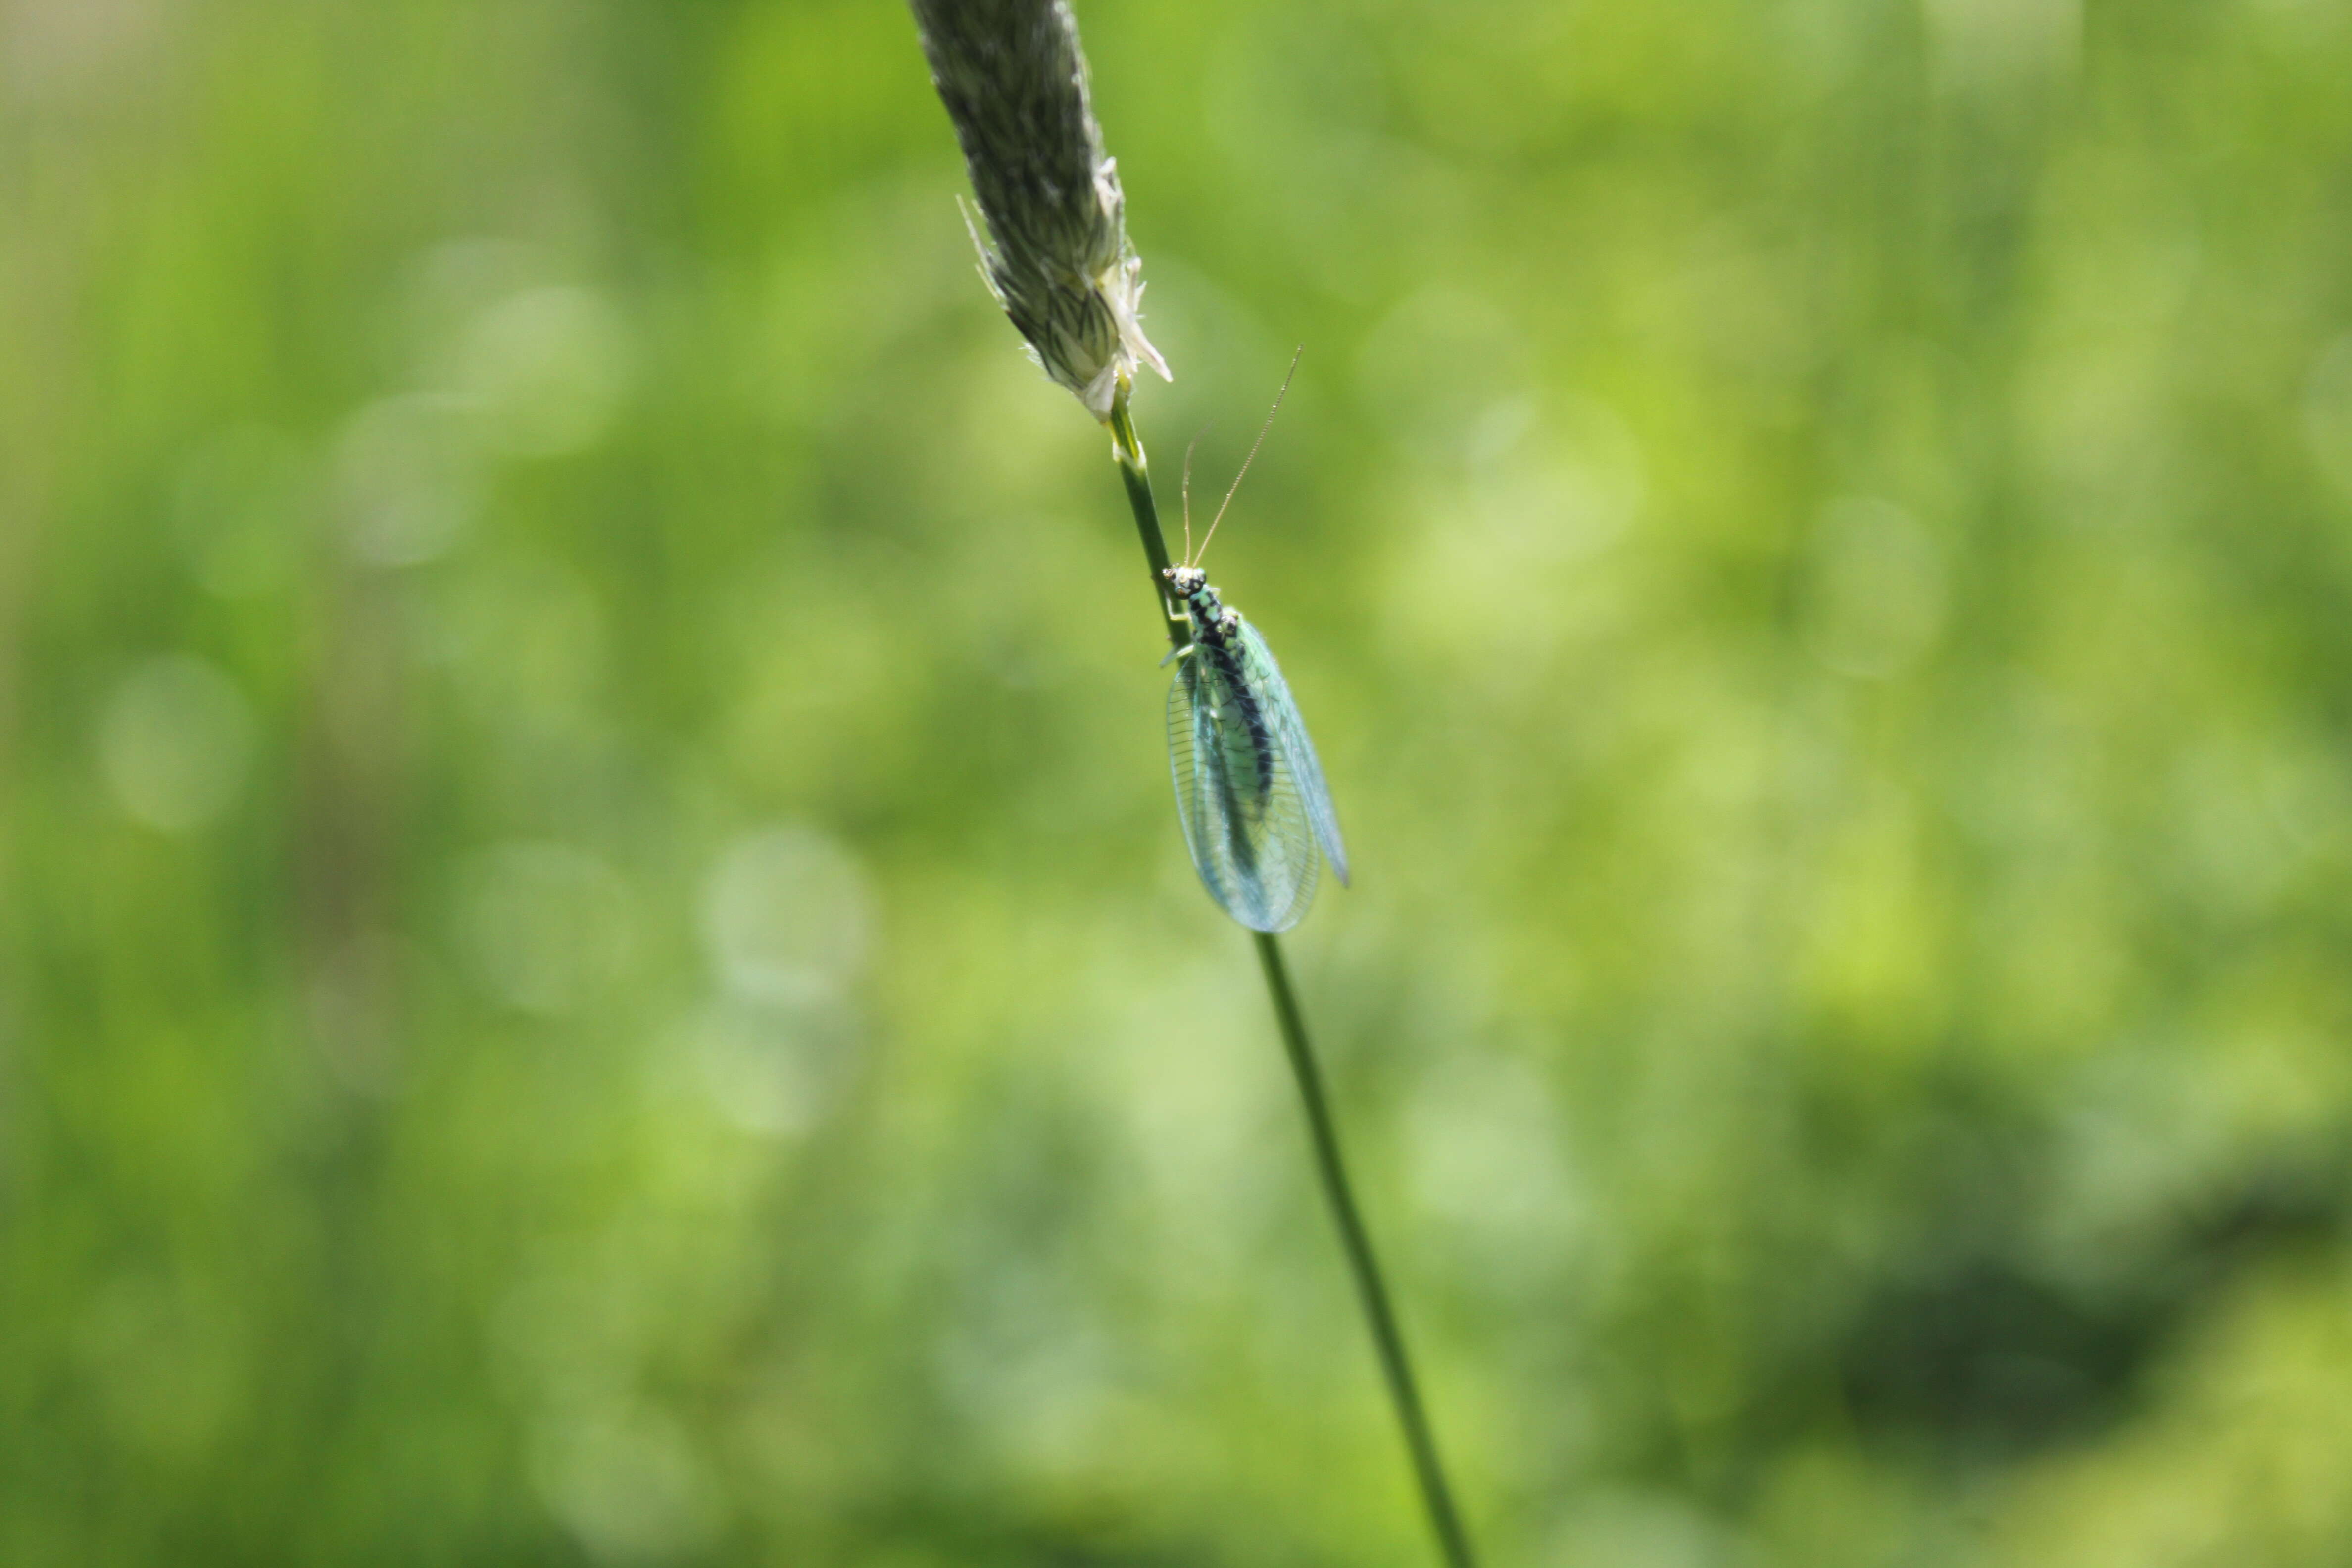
top-left (1254, 932), bottom-right (1478, 1568)
top-left (1106, 385), bottom-right (1478, 1568)
top-left (1108, 392), bottom-right (1188, 657)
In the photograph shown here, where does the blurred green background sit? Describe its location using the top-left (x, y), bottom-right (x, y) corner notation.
top-left (8, 0), bottom-right (2352, 1562)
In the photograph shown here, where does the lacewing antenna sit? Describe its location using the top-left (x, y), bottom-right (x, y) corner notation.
top-left (1192, 346), bottom-right (1303, 569)
top-left (1180, 426), bottom-right (1211, 567)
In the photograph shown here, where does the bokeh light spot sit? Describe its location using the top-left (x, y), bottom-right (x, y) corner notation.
top-left (335, 393), bottom-right (481, 567)
top-left (455, 285), bottom-right (630, 459)
top-left (698, 826), bottom-right (874, 1007)
top-left (96, 654), bottom-right (257, 832)
top-left (530, 1405), bottom-right (719, 1562)
top-left (454, 841), bottom-right (637, 1015)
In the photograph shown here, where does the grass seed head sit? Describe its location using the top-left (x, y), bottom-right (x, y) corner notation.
top-left (909, 0), bottom-right (1171, 421)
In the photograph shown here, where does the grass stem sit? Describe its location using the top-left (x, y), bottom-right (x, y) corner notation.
top-left (1107, 384), bottom-right (1478, 1568)
top-left (1109, 392), bottom-right (1187, 656)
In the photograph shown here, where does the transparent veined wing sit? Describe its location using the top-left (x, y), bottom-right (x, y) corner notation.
top-left (1168, 648), bottom-right (1321, 932)
top-left (1233, 621), bottom-right (1348, 886)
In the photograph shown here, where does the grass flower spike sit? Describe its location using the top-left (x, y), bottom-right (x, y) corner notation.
top-left (910, 0), bottom-right (1171, 421)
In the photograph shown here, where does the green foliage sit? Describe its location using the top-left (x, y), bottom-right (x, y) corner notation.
top-left (7, 0), bottom-right (2352, 1563)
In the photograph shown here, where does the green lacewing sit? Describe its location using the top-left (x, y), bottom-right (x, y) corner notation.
top-left (1161, 355), bottom-right (1348, 932)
